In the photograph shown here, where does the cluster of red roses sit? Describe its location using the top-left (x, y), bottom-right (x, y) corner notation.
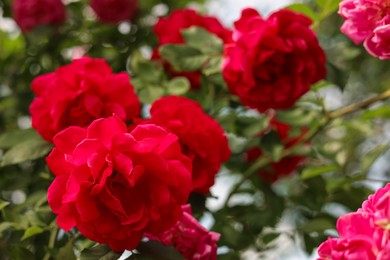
top-left (12, 0), bottom-right (138, 31)
top-left (27, 5), bottom-right (328, 258)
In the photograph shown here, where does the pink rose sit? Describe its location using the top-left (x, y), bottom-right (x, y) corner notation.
top-left (47, 115), bottom-right (192, 251)
top-left (147, 205), bottom-right (220, 260)
top-left (223, 8), bottom-right (326, 112)
top-left (338, 0), bottom-right (387, 44)
top-left (30, 57), bottom-right (141, 142)
top-left (90, 0), bottom-right (138, 24)
top-left (148, 96), bottom-right (231, 194)
top-left (12, 0), bottom-right (66, 32)
top-left (338, 0), bottom-right (390, 59)
top-left (365, 23), bottom-right (390, 60)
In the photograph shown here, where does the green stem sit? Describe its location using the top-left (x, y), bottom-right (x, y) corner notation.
top-left (223, 88), bottom-right (390, 207)
top-left (43, 226), bottom-right (59, 260)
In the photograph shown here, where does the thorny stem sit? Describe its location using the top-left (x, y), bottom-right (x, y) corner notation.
top-left (224, 88), bottom-right (390, 207)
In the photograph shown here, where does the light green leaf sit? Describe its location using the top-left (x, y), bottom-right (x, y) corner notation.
top-left (166, 77), bottom-right (190, 95)
top-left (1, 138), bottom-right (53, 167)
top-left (316, 0), bottom-right (341, 15)
top-left (301, 165), bottom-right (338, 180)
top-left (182, 27), bottom-right (223, 54)
top-left (138, 85), bottom-right (165, 104)
top-left (160, 45), bottom-right (208, 72)
top-left (202, 57), bottom-right (223, 76)
top-left (0, 128), bottom-right (40, 149)
top-left (286, 3), bottom-right (317, 22)
top-left (21, 226), bottom-right (44, 240)
top-left (361, 105), bottom-right (390, 120)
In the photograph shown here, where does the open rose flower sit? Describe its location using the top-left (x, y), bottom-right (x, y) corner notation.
top-left (12, 0), bottom-right (66, 32)
top-left (147, 205), bottom-right (220, 260)
top-left (338, 0), bottom-right (390, 59)
top-left (318, 184), bottom-right (390, 259)
top-left (133, 96), bottom-right (231, 194)
top-left (90, 0), bottom-right (138, 24)
top-left (153, 9), bottom-right (232, 89)
top-left (47, 115), bottom-right (192, 251)
top-left (30, 57), bottom-right (140, 142)
top-left (246, 117), bottom-right (306, 182)
top-left (223, 8), bottom-right (326, 112)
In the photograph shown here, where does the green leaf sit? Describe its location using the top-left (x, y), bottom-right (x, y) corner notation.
top-left (137, 62), bottom-right (164, 84)
top-left (166, 77), bottom-right (190, 95)
top-left (79, 244), bottom-right (121, 260)
top-left (361, 144), bottom-right (390, 173)
top-left (57, 238), bottom-right (77, 260)
top-left (260, 130), bottom-right (284, 161)
top-left (361, 105), bottom-right (390, 120)
top-left (137, 240), bottom-right (184, 260)
top-left (301, 218), bottom-right (336, 233)
top-left (202, 57), bottom-right (223, 76)
top-left (316, 0), bottom-right (341, 15)
top-left (0, 198), bottom-right (10, 210)
top-left (138, 85), bottom-right (165, 104)
top-left (0, 128), bottom-right (40, 149)
top-left (300, 165), bottom-right (338, 180)
top-left (159, 45), bottom-right (208, 72)
top-left (1, 138), bottom-right (53, 167)
top-left (21, 226), bottom-right (44, 240)
top-left (286, 3), bottom-right (317, 21)
top-left (182, 27), bottom-right (223, 54)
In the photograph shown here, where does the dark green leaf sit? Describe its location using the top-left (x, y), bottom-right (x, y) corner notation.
top-left (57, 238), bottom-right (77, 260)
top-left (259, 130), bottom-right (283, 161)
top-left (137, 240), bottom-right (184, 260)
top-left (0, 198), bottom-right (10, 210)
top-left (79, 244), bottom-right (121, 260)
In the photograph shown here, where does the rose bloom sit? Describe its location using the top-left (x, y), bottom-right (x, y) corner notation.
top-left (338, 0), bottom-right (390, 59)
top-left (318, 185), bottom-right (390, 259)
top-left (147, 205), bottom-right (220, 260)
top-left (365, 23), bottom-right (390, 60)
top-left (47, 115), bottom-right (192, 251)
top-left (246, 118), bottom-right (306, 182)
top-left (30, 57), bottom-right (140, 142)
top-left (89, 0), bottom-right (138, 24)
top-left (134, 96), bottom-right (231, 194)
top-left (153, 9), bottom-right (232, 89)
top-left (12, 0), bottom-right (66, 32)
top-left (223, 8), bottom-right (326, 112)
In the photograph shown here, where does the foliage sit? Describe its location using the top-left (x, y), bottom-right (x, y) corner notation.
top-left (0, 0), bottom-right (390, 259)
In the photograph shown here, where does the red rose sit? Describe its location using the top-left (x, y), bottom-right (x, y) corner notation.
top-left (12, 0), bottom-right (66, 32)
top-left (147, 205), bottom-right (220, 260)
top-left (47, 115), bottom-right (192, 251)
top-left (30, 57), bottom-right (140, 142)
top-left (90, 0), bottom-right (138, 24)
top-left (223, 8), bottom-right (326, 112)
top-left (246, 117), bottom-right (306, 182)
top-left (137, 96), bottom-right (231, 194)
top-left (153, 9), bottom-right (232, 90)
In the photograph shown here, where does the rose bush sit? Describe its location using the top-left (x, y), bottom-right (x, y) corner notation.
top-left (46, 115), bottom-right (192, 251)
top-left (30, 57), bottom-right (140, 142)
top-left (148, 205), bottom-right (220, 260)
top-left (153, 9), bottom-right (232, 89)
top-left (134, 96), bottom-right (231, 194)
top-left (338, 0), bottom-right (390, 59)
top-left (12, 0), bottom-right (66, 32)
top-left (90, 0), bottom-right (138, 24)
top-left (222, 8), bottom-right (326, 112)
